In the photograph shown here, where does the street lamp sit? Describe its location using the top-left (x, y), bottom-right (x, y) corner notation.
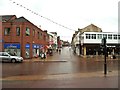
top-left (101, 37), bottom-right (107, 75)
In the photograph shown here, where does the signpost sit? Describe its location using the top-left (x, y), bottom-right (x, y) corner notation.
top-left (101, 37), bottom-right (107, 75)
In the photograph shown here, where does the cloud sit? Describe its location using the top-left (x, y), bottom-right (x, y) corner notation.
top-left (1, 0), bottom-right (119, 42)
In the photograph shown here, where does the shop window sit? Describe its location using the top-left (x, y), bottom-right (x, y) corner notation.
top-left (16, 27), bottom-right (20, 36)
top-left (26, 27), bottom-right (30, 36)
top-left (108, 34), bottom-right (112, 39)
top-left (4, 28), bottom-right (10, 35)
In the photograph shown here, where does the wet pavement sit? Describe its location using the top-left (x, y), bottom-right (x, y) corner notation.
top-left (1, 47), bottom-right (119, 88)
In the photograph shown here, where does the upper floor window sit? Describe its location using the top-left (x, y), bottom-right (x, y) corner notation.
top-left (103, 34), bottom-right (107, 39)
top-left (38, 32), bottom-right (40, 39)
top-left (86, 34), bottom-right (96, 39)
top-left (33, 29), bottom-right (35, 37)
top-left (26, 27), bottom-right (30, 36)
top-left (16, 27), bottom-right (20, 36)
top-left (40, 33), bottom-right (43, 39)
top-left (97, 34), bottom-right (102, 39)
top-left (86, 34), bottom-right (90, 39)
top-left (82, 36), bottom-right (84, 39)
top-left (4, 28), bottom-right (10, 35)
top-left (108, 34), bottom-right (112, 39)
top-left (91, 34), bottom-right (96, 39)
top-left (118, 35), bottom-right (120, 40)
top-left (113, 34), bottom-right (117, 39)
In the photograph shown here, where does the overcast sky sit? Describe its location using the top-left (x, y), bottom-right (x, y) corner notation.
top-left (0, 0), bottom-right (119, 42)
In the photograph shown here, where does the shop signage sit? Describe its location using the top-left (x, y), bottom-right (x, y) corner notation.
top-left (26, 44), bottom-right (30, 49)
top-left (4, 43), bottom-right (20, 49)
top-left (33, 44), bottom-right (40, 49)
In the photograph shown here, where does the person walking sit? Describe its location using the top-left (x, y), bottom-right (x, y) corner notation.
top-left (58, 47), bottom-right (61, 54)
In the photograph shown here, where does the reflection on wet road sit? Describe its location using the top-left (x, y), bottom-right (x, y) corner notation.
top-left (2, 47), bottom-right (118, 78)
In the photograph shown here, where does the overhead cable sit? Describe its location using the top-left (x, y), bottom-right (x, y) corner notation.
top-left (9, 0), bottom-right (76, 31)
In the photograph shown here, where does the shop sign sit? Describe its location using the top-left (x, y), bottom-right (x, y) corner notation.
top-left (26, 44), bottom-right (30, 49)
top-left (4, 43), bottom-right (20, 49)
top-left (33, 44), bottom-right (37, 48)
top-left (33, 44), bottom-right (40, 49)
top-left (39, 45), bottom-right (43, 49)
top-left (36, 45), bottom-right (39, 48)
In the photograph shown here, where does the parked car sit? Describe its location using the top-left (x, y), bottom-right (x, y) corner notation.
top-left (0, 52), bottom-right (23, 63)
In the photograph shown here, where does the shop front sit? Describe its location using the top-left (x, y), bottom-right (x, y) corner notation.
top-left (4, 43), bottom-right (21, 56)
top-left (32, 44), bottom-right (40, 57)
top-left (25, 44), bottom-right (30, 58)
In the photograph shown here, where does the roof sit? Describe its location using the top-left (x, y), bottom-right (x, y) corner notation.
top-left (50, 32), bottom-right (57, 35)
top-left (1, 15), bottom-right (16, 22)
top-left (12, 17), bottom-right (28, 22)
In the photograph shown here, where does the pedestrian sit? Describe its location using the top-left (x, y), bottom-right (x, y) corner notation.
top-left (44, 52), bottom-right (46, 59)
top-left (56, 48), bottom-right (58, 52)
top-left (59, 48), bottom-right (61, 54)
top-left (41, 51), bottom-right (44, 59)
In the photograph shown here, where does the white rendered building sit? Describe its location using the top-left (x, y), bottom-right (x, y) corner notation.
top-left (80, 32), bottom-right (120, 56)
top-left (72, 24), bottom-right (120, 56)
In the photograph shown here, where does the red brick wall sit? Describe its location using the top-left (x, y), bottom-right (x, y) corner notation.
top-left (2, 19), bottom-right (48, 59)
top-left (0, 17), bottom-right (2, 51)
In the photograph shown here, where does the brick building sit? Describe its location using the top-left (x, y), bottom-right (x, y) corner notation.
top-left (1, 15), bottom-right (49, 59)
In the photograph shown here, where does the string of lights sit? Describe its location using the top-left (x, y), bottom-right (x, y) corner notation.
top-left (9, 0), bottom-right (76, 31)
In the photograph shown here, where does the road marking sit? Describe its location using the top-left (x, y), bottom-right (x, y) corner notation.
top-left (34, 60), bottom-right (68, 62)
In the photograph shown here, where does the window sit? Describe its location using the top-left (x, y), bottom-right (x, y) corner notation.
top-left (82, 36), bottom-right (84, 39)
top-left (108, 34), bottom-right (112, 39)
top-left (86, 34), bottom-right (90, 39)
top-left (2, 53), bottom-right (9, 56)
top-left (91, 34), bottom-right (96, 39)
top-left (86, 34), bottom-right (89, 39)
top-left (16, 27), bottom-right (20, 36)
top-left (97, 34), bottom-right (102, 39)
top-left (4, 28), bottom-right (10, 35)
top-left (113, 34), bottom-right (117, 39)
top-left (40, 33), bottom-right (43, 39)
top-left (33, 29), bottom-right (35, 37)
top-left (118, 35), bottom-right (120, 39)
top-left (26, 27), bottom-right (30, 36)
top-left (38, 32), bottom-right (40, 39)
top-left (103, 34), bottom-right (107, 39)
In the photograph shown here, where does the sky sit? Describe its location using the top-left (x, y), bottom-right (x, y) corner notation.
top-left (0, 0), bottom-right (119, 42)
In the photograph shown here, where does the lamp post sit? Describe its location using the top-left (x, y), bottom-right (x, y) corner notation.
top-left (102, 37), bottom-right (107, 75)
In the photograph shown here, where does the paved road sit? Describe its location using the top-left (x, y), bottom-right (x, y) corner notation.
top-left (1, 47), bottom-right (119, 88)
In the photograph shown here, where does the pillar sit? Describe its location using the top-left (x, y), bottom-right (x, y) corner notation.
top-left (96, 51), bottom-right (98, 55)
top-left (84, 46), bottom-right (86, 56)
